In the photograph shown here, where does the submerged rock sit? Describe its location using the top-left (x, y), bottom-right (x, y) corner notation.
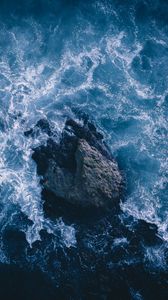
top-left (32, 118), bottom-right (123, 211)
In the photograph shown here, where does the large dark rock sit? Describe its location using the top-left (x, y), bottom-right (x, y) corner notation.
top-left (32, 118), bottom-right (123, 211)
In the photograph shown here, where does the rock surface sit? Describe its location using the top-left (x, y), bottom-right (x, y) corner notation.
top-left (45, 139), bottom-right (122, 209)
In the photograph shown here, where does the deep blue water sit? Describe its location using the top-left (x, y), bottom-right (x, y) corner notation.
top-left (0, 0), bottom-right (168, 299)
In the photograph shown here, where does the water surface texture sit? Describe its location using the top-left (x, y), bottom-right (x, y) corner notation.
top-left (0, 0), bottom-right (168, 299)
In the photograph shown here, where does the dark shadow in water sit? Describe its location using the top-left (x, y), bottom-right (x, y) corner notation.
top-left (0, 264), bottom-right (57, 300)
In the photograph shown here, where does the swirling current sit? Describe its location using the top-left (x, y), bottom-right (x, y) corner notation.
top-left (0, 0), bottom-right (168, 299)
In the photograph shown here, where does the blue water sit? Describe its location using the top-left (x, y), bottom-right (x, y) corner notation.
top-left (0, 0), bottom-right (168, 299)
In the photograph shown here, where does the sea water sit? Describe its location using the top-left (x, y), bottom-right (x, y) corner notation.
top-left (0, 0), bottom-right (167, 299)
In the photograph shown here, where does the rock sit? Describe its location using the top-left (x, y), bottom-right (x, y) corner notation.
top-left (32, 118), bottom-right (107, 176)
top-left (75, 139), bottom-right (122, 206)
top-left (32, 118), bottom-right (123, 211)
top-left (24, 118), bottom-right (52, 137)
top-left (64, 118), bottom-right (112, 160)
top-left (45, 139), bottom-right (122, 209)
top-left (32, 139), bottom-right (60, 175)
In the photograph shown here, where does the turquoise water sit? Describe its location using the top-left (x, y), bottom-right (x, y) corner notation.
top-left (0, 0), bottom-right (168, 298)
